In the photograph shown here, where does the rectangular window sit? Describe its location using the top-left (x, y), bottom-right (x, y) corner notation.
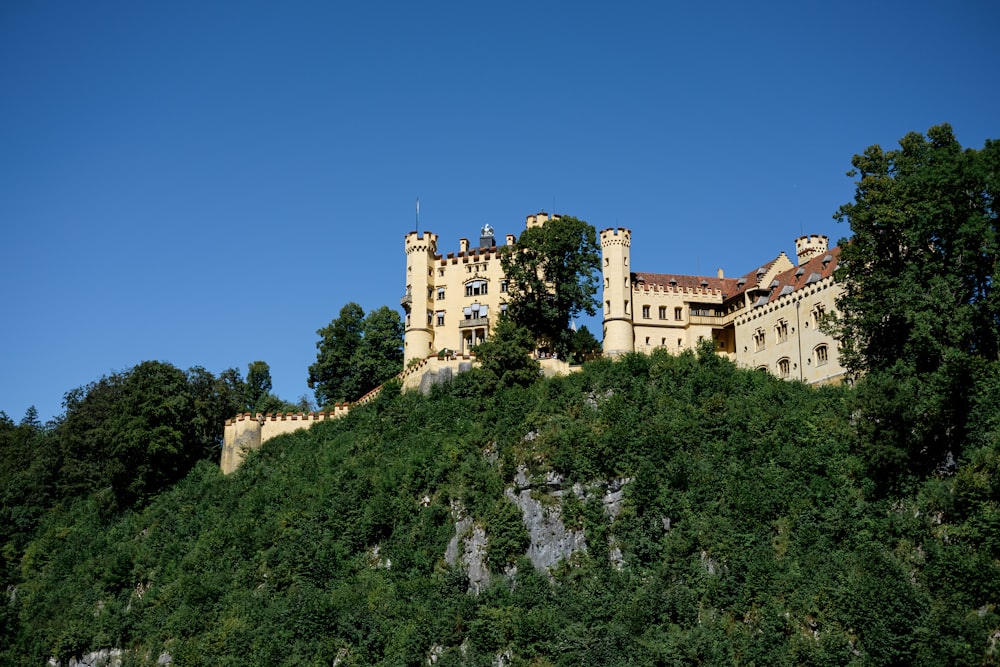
top-left (642, 305), bottom-right (650, 319)
top-left (659, 306), bottom-right (667, 319)
top-left (776, 319), bottom-right (788, 343)
top-left (811, 304), bottom-right (826, 329)
top-left (437, 288), bottom-right (445, 300)
top-left (674, 307), bottom-right (682, 320)
top-left (436, 311), bottom-right (445, 326)
top-left (500, 280), bottom-right (508, 293)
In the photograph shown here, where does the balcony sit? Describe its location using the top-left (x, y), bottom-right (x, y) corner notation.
top-left (459, 316), bottom-right (489, 329)
top-left (688, 314), bottom-right (719, 326)
top-left (400, 293), bottom-right (412, 308)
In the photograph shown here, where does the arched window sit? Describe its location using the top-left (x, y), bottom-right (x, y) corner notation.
top-left (777, 358), bottom-right (790, 378)
top-left (815, 344), bottom-right (829, 366)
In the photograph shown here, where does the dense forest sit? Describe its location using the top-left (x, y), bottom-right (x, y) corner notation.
top-left (2, 346), bottom-right (999, 666)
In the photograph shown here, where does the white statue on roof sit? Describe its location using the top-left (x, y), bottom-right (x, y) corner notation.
top-left (481, 223), bottom-right (494, 237)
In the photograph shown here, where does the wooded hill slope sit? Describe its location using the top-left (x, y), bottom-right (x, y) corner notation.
top-left (4, 349), bottom-right (1000, 666)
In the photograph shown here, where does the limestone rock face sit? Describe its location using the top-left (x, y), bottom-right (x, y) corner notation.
top-left (47, 649), bottom-right (171, 667)
top-left (444, 467), bottom-right (632, 591)
top-left (445, 507), bottom-right (491, 593)
top-left (505, 467), bottom-right (587, 571)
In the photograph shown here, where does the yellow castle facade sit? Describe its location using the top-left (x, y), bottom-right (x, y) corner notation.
top-left (601, 228), bottom-right (846, 385)
top-left (402, 212), bottom-right (558, 364)
top-left (403, 212), bottom-right (846, 385)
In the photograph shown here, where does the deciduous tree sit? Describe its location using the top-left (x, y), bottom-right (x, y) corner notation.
top-left (309, 303), bottom-right (403, 406)
top-left (500, 215), bottom-right (601, 356)
top-left (831, 124), bottom-right (999, 478)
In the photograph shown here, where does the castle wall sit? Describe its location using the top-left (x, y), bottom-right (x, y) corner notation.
top-left (221, 408), bottom-right (349, 474)
top-left (733, 275), bottom-right (844, 384)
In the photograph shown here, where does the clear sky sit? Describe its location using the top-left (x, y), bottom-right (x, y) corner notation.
top-left (2, 1), bottom-right (997, 423)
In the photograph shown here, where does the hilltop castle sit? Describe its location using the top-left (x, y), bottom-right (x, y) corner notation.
top-left (223, 212), bottom-right (845, 473)
top-left (404, 212), bottom-right (845, 385)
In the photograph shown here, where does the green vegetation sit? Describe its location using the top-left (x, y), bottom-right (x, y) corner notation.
top-left (3, 124), bottom-right (997, 666)
top-left (832, 124), bottom-right (1000, 488)
top-left (3, 347), bottom-right (999, 665)
top-left (500, 215), bottom-right (601, 357)
top-left (308, 303), bottom-right (404, 406)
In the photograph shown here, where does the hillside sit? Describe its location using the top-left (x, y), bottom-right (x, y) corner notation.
top-left (4, 349), bottom-right (1000, 666)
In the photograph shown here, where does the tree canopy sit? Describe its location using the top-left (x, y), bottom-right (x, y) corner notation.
top-left (308, 303), bottom-right (403, 406)
top-left (832, 124), bottom-right (999, 480)
top-left (500, 215), bottom-right (601, 357)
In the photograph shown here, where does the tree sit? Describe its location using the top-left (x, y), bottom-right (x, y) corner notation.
top-left (309, 303), bottom-right (365, 406)
top-left (246, 361), bottom-right (273, 413)
top-left (309, 303), bottom-right (403, 406)
top-left (570, 324), bottom-right (601, 362)
top-left (354, 306), bottom-right (404, 393)
top-left (56, 361), bottom-right (199, 510)
top-left (473, 316), bottom-right (541, 389)
top-left (500, 215), bottom-right (601, 357)
top-left (831, 124), bottom-right (999, 478)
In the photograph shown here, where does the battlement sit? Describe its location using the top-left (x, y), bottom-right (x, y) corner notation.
top-left (526, 211), bottom-right (560, 228)
top-left (795, 234), bottom-right (828, 265)
top-left (600, 227), bottom-right (632, 247)
top-left (405, 231), bottom-right (438, 254)
top-left (220, 407), bottom-right (351, 474)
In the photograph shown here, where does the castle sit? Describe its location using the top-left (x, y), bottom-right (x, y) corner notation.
top-left (403, 211), bottom-right (845, 385)
top-left (600, 227), bottom-right (845, 384)
top-left (223, 212), bottom-right (845, 473)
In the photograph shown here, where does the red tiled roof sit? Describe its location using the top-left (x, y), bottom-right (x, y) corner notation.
top-left (630, 247), bottom-right (839, 306)
top-left (631, 272), bottom-right (735, 294)
top-left (763, 246), bottom-right (840, 304)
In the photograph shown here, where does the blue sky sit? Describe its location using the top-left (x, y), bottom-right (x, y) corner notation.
top-left (2, 1), bottom-right (997, 423)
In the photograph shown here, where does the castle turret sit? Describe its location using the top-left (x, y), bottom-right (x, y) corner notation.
top-left (795, 234), bottom-right (828, 265)
top-left (600, 227), bottom-right (634, 357)
top-left (403, 231), bottom-right (438, 365)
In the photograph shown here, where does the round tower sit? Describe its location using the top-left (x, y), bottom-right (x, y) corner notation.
top-left (403, 231), bottom-right (438, 365)
top-left (795, 234), bottom-right (829, 265)
top-left (600, 227), bottom-right (634, 357)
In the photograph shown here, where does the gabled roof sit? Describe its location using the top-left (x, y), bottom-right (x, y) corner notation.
top-left (761, 246), bottom-right (840, 305)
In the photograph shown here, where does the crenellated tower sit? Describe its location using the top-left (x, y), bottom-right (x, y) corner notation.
top-left (795, 234), bottom-right (829, 265)
top-left (403, 231), bottom-right (438, 365)
top-left (600, 227), bottom-right (634, 357)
